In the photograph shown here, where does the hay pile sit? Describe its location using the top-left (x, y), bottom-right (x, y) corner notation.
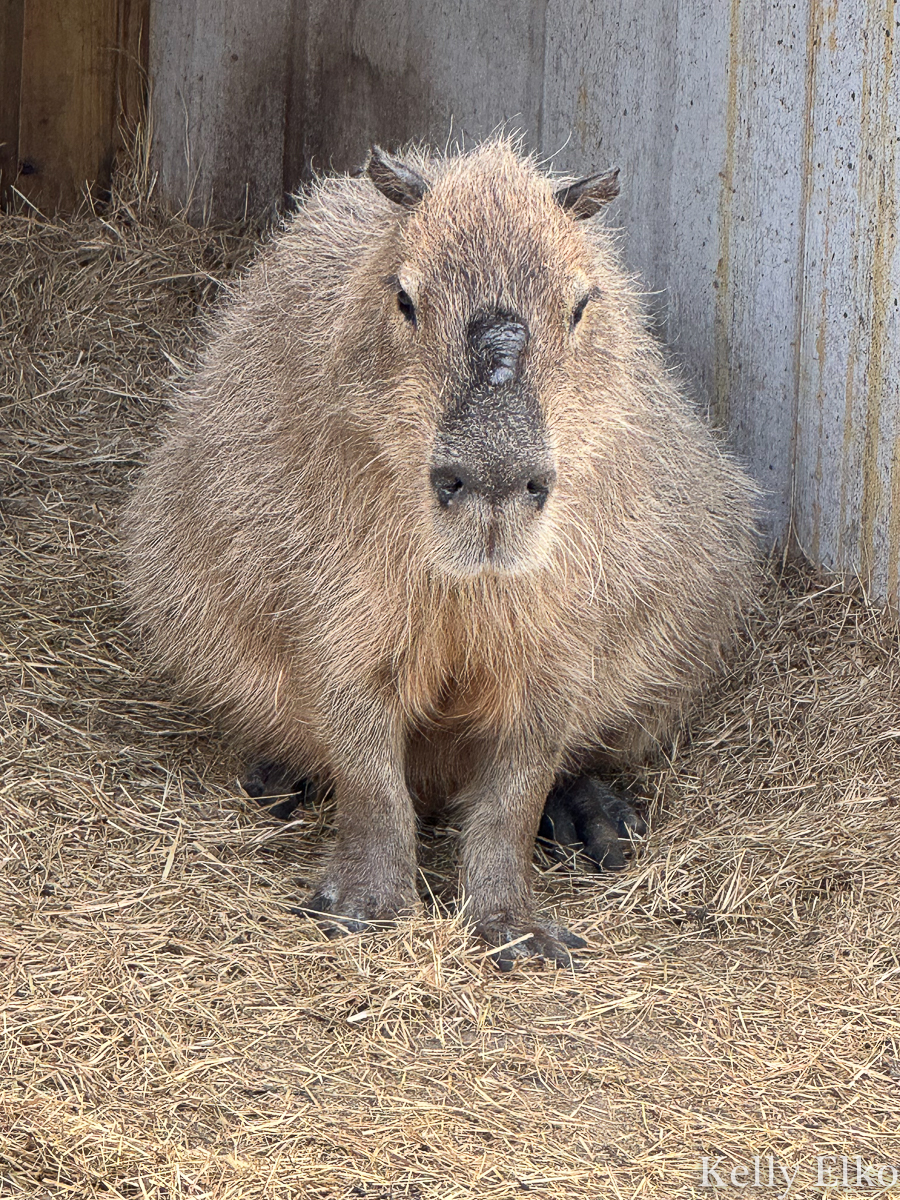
top-left (1, 160), bottom-right (899, 1200)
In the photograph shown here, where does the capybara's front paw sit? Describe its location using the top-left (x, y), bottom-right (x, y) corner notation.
top-left (299, 875), bottom-right (419, 937)
top-left (475, 915), bottom-right (588, 971)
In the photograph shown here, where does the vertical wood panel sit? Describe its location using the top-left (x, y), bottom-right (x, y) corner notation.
top-left (0, 0), bottom-right (25, 203)
top-left (17, 0), bottom-right (120, 210)
top-left (151, 0), bottom-right (548, 218)
top-left (793, 0), bottom-right (900, 599)
top-left (150, 0), bottom-right (294, 220)
top-left (284, 0), bottom-right (546, 189)
top-left (663, 1), bottom-right (731, 406)
top-left (116, 0), bottom-right (150, 134)
top-left (711, 0), bottom-right (812, 535)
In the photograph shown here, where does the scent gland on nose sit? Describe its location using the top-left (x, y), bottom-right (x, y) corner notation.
top-left (467, 310), bottom-right (529, 388)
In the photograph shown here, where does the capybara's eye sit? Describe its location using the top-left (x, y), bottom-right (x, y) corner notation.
top-left (572, 294), bottom-right (591, 328)
top-left (397, 289), bottom-right (417, 326)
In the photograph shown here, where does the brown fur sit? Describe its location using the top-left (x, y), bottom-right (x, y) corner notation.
top-left (123, 141), bottom-right (758, 950)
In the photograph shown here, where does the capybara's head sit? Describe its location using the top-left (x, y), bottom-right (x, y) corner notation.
top-left (340, 141), bottom-right (622, 580)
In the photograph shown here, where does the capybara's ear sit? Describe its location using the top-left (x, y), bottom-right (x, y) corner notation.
top-left (368, 146), bottom-right (430, 210)
top-left (554, 167), bottom-right (620, 219)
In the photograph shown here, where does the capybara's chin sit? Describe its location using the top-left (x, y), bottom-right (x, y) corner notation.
top-left (426, 502), bottom-right (555, 579)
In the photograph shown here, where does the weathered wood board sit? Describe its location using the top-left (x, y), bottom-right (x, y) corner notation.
top-left (147, 0), bottom-right (900, 600)
top-left (18, 0), bottom-right (119, 210)
top-left (150, 0), bottom-right (546, 216)
top-left (149, 0), bottom-right (294, 221)
top-left (282, 0), bottom-right (547, 186)
top-left (0, 0), bottom-right (25, 203)
top-left (792, 0), bottom-right (900, 601)
top-left (3, 0), bottom-right (148, 211)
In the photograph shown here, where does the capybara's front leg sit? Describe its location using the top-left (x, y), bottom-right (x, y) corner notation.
top-left (304, 700), bottom-right (419, 933)
top-left (459, 738), bottom-right (587, 969)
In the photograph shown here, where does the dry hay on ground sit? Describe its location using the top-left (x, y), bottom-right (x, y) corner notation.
top-left (1, 168), bottom-right (899, 1200)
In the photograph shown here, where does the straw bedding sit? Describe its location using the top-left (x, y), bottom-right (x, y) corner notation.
top-left (1, 158), bottom-right (899, 1199)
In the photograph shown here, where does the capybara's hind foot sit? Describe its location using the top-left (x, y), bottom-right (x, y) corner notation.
top-left (476, 916), bottom-right (588, 971)
top-left (241, 760), bottom-right (316, 820)
top-left (540, 775), bottom-right (647, 871)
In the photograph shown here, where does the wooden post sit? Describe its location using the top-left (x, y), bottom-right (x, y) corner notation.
top-left (0, 0), bottom-right (25, 203)
top-left (10, 0), bottom-right (147, 212)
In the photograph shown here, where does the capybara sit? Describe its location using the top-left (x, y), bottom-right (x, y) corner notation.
top-left (124, 140), bottom-right (757, 967)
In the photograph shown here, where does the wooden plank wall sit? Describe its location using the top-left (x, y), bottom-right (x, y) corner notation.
top-left (792, 1), bottom-right (900, 596)
top-left (284, 0), bottom-right (547, 190)
top-left (543, 0), bottom-right (900, 601)
top-left (150, 0), bottom-right (547, 219)
top-left (150, 0), bottom-right (897, 602)
top-left (0, 0), bottom-right (148, 210)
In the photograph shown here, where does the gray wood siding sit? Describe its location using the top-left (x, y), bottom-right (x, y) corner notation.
top-left (150, 0), bottom-right (294, 221)
top-left (284, 0), bottom-right (547, 184)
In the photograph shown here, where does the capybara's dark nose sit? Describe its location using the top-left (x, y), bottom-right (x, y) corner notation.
top-left (430, 462), bottom-right (555, 509)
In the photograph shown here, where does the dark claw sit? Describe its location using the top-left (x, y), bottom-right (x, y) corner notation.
top-left (600, 788), bottom-right (648, 838)
top-left (293, 893), bottom-right (369, 937)
top-left (540, 775), bottom-right (647, 871)
top-left (553, 924), bottom-right (590, 950)
top-left (477, 918), bottom-right (588, 971)
top-left (293, 882), bottom-right (417, 938)
top-left (241, 761), bottom-right (317, 820)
